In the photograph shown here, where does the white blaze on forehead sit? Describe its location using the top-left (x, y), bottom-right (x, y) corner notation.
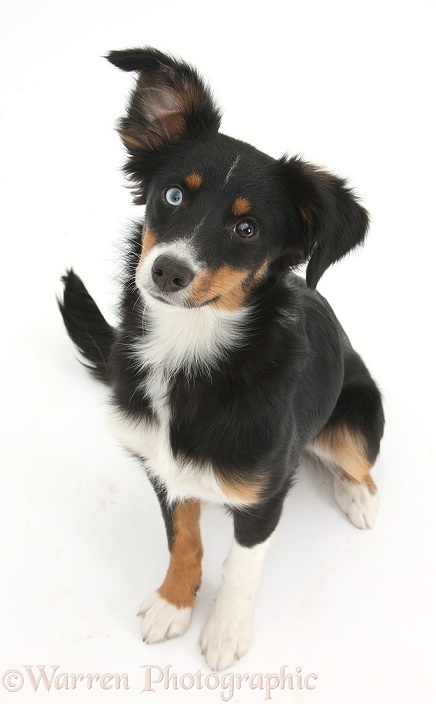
top-left (223, 154), bottom-right (241, 186)
top-left (191, 212), bottom-right (209, 237)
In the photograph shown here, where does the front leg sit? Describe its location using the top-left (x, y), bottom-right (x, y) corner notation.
top-left (139, 486), bottom-right (203, 643)
top-left (200, 487), bottom-right (288, 671)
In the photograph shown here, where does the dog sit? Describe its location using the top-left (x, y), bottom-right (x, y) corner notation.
top-left (59, 47), bottom-right (384, 671)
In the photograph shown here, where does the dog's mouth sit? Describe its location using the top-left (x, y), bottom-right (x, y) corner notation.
top-left (148, 291), bottom-right (175, 305)
top-left (142, 287), bottom-right (183, 307)
top-left (146, 289), bottom-right (219, 309)
top-left (141, 285), bottom-right (219, 309)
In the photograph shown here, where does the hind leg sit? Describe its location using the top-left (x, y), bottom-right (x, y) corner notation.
top-left (309, 424), bottom-right (380, 529)
top-left (309, 350), bottom-right (384, 529)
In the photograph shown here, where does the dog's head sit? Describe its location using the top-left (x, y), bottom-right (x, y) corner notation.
top-left (107, 48), bottom-right (369, 310)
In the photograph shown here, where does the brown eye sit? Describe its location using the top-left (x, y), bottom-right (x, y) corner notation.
top-left (234, 220), bottom-right (258, 239)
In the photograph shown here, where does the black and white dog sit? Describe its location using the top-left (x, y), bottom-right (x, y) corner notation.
top-left (59, 48), bottom-right (384, 671)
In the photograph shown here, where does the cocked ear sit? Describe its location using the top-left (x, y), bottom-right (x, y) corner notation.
top-left (106, 47), bottom-right (221, 151)
top-left (282, 157), bottom-right (369, 289)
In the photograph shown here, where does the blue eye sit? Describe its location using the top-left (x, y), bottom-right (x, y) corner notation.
top-left (165, 187), bottom-right (183, 206)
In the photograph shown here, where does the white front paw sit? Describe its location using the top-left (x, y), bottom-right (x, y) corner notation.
top-left (138, 591), bottom-right (192, 643)
top-left (200, 600), bottom-right (252, 671)
top-left (334, 478), bottom-right (379, 529)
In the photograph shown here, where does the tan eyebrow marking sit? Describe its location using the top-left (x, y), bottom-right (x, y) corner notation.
top-left (232, 196), bottom-right (252, 217)
top-left (184, 172), bottom-right (203, 190)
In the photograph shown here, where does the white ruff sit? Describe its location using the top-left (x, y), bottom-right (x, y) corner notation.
top-left (135, 296), bottom-right (248, 376)
top-left (110, 298), bottom-right (250, 506)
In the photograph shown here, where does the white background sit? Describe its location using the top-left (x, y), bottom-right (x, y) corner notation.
top-left (0, 1), bottom-right (435, 702)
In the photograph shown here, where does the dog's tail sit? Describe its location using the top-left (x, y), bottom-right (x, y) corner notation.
top-left (58, 269), bottom-right (116, 383)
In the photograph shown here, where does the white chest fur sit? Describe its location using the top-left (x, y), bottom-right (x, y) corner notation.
top-left (109, 299), bottom-right (249, 506)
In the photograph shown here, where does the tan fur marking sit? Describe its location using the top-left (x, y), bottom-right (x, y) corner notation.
top-left (232, 196), bottom-right (252, 217)
top-left (363, 473), bottom-right (377, 491)
top-left (299, 202), bottom-right (314, 227)
top-left (188, 265), bottom-right (249, 311)
top-left (210, 266), bottom-right (250, 311)
top-left (137, 229), bottom-right (157, 275)
top-left (219, 476), bottom-right (264, 504)
top-left (118, 131), bottom-right (145, 150)
top-left (314, 425), bottom-right (373, 484)
top-left (188, 267), bottom-right (214, 304)
top-left (188, 262), bottom-right (269, 311)
top-left (253, 259), bottom-right (269, 283)
top-left (158, 500), bottom-right (203, 609)
top-left (184, 172), bottom-right (203, 190)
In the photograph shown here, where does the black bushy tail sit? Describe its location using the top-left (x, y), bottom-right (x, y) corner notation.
top-left (58, 269), bottom-right (116, 382)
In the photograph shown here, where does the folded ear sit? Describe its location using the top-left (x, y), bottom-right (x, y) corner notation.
top-left (282, 157), bottom-right (370, 289)
top-left (106, 47), bottom-right (221, 151)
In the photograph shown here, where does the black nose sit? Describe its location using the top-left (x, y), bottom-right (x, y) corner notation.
top-left (151, 255), bottom-right (194, 292)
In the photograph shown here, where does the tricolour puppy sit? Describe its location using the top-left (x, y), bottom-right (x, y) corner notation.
top-left (59, 48), bottom-right (384, 671)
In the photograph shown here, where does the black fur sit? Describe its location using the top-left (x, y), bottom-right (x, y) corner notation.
top-left (58, 270), bottom-right (115, 382)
